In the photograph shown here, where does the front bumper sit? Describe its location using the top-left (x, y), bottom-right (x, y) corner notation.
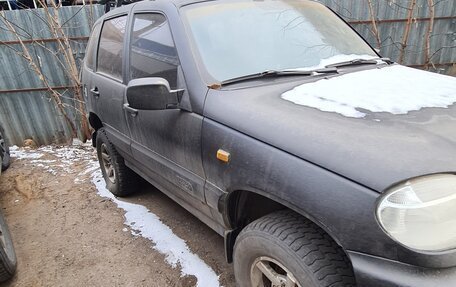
top-left (348, 251), bottom-right (456, 287)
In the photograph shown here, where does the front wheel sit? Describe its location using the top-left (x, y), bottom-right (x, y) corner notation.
top-left (233, 210), bottom-right (356, 287)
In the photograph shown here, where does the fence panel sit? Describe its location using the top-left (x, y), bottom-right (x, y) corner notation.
top-left (0, 5), bottom-right (104, 146)
top-left (320, 0), bottom-right (456, 74)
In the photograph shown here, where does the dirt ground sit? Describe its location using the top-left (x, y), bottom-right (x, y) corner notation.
top-left (0, 144), bottom-right (235, 287)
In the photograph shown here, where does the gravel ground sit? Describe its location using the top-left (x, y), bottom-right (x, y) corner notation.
top-left (0, 143), bottom-right (235, 287)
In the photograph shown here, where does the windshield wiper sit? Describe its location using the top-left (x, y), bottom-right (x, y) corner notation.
top-left (325, 57), bottom-right (393, 68)
top-left (220, 67), bottom-right (338, 86)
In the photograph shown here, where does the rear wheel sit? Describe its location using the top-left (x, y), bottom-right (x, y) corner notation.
top-left (96, 128), bottom-right (142, 196)
top-left (234, 210), bottom-right (356, 287)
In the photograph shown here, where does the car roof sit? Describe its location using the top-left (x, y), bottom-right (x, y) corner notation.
top-left (97, 0), bottom-right (318, 25)
top-left (166, 0), bottom-right (217, 7)
top-left (131, 0), bottom-right (212, 10)
top-left (160, 0), bottom-right (316, 7)
top-left (98, 0), bottom-right (211, 19)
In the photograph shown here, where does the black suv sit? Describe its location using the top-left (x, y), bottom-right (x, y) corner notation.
top-left (82, 0), bottom-right (456, 286)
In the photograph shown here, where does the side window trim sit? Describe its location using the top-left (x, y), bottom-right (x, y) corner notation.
top-left (126, 11), bottom-right (137, 83)
top-left (84, 23), bottom-right (101, 71)
top-left (128, 11), bottom-right (166, 83)
top-left (96, 13), bottom-right (129, 83)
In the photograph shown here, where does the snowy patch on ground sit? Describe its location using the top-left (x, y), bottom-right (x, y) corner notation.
top-left (91, 169), bottom-right (220, 287)
top-left (282, 65), bottom-right (456, 118)
top-left (10, 143), bottom-right (93, 174)
top-left (10, 146), bottom-right (44, 159)
top-left (10, 142), bottom-right (221, 287)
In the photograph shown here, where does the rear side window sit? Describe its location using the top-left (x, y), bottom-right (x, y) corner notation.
top-left (85, 23), bottom-right (101, 70)
top-left (130, 13), bottom-right (179, 89)
top-left (97, 16), bottom-right (128, 80)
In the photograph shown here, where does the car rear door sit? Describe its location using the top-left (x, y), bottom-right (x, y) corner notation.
top-left (93, 14), bottom-right (131, 155)
top-left (82, 23), bottom-right (101, 120)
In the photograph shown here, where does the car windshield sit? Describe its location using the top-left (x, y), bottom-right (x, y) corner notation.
top-left (182, 0), bottom-right (378, 83)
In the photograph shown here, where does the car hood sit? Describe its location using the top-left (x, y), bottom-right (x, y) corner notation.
top-left (203, 65), bottom-right (456, 193)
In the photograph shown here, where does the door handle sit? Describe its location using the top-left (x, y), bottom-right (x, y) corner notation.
top-left (123, 103), bottom-right (138, 117)
top-left (90, 87), bottom-right (100, 98)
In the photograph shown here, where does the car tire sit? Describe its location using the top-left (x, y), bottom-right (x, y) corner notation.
top-left (1, 147), bottom-right (10, 172)
top-left (233, 210), bottom-right (356, 287)
top-left (0, 127), bottom-right (10, 172)
top-left (96, 128), bottom-right (141, 197)
top-left (0, 211), bottom-right (16, 282)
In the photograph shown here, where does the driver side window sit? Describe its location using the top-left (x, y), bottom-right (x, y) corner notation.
top-left (130, 13), bottom-right (179, 89)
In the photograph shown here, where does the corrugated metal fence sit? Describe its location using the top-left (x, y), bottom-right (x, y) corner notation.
top-left (0, 1), bottom-right (455, 146)
top-left (323, 0), bottom-right (456, 74)
top-left (0, 5), bottom-right (104, 146)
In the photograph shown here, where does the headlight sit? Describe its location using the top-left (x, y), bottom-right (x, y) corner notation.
top-left (376, 174), bottom-right (456, 252)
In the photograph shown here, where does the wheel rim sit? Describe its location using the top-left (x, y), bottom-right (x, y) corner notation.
top-left (251, 256), bottom-right (302, 287)
top-left (100, 143), bottom-right (116, 184)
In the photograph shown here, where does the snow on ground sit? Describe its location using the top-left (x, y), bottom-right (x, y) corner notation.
top-left (92, 169), bottom-right (220, 287)
top-left (10, 146), bottom-right (44, 159)
top-left (282, 64), bottom-right (456, 118)
top-left (11, 142), bottom-right (221, 287)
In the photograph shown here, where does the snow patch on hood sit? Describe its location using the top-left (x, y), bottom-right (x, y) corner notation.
top-left (281, 65), bottom-right (456, 118)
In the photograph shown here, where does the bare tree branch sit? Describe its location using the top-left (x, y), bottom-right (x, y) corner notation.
top-left (367, 0), bottom-right (381, 49)
top-left (424, 0), bottom-right (435, 69)
top-left (399, 0), bottom-right (417, 64)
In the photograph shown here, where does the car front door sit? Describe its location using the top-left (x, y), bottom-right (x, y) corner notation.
top-left (124, 13), bottom-right (207, 206)
top-left (93, 14), bottom-right (131, 155)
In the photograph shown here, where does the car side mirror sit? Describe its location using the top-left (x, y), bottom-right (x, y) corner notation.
top-left (126, 77), bottom-right (183, 110)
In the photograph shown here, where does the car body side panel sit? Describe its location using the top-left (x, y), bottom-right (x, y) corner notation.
top-left (95, 76), bottom-right (131, 155)
top-left (201, 118), bottom-right (456, 268)
top-left (202, 118), bottom-right (386, 250)
top-left (127, 110), bottom-right (206, 202)
top-left (124, 154), bottom-right (224, 235)
top-left (82, 73), bottom-right (99, 121)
